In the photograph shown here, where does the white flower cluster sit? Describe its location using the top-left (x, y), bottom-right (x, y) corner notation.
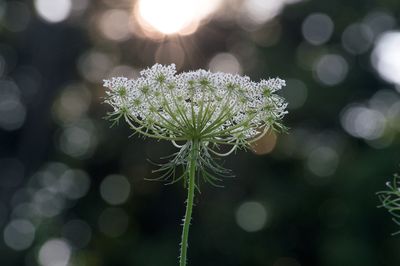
top-left (104, 64), bottom-right (287, 146)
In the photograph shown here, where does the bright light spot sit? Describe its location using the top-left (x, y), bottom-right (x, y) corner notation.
top-left (307, 146), bottom-right (339, 177)
top-left (236, 201), bottom-right (267, 232)
top-left (98, 207), bottom-right (129, 237)
top-left (3, 219), bottom-right (35, 250)
top-left (34, 0), bottom-right (72, 23)
top-left (209, 53), bottom-right (242, 74)
top-left (342, 23), bottom-right (373, 54)
top-left (38, 239), bottom-right (71, 266)
top-left (341, 105), bottom-right (386, 140)
top-left (302, 13), bottom-right (334, 45)
top-left (313, 54), bottom-right (348, 86)
top-left (100, 175), bottom-right (131, 205)
top-left (137, 0), bottom-right (221, 35)
top-left (371, 31), bottom-right (400, 85)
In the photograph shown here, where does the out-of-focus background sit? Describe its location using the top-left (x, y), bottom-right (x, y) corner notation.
top-left (1, 0), bottom-right (400, 265)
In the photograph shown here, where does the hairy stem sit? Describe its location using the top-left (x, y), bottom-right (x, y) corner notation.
top-left (179, 140), bottom-right (198, 266)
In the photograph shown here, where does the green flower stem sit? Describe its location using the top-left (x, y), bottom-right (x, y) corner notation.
top-left (179, 140), bottom-right (198, 266)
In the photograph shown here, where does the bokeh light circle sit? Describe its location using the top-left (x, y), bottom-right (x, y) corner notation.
top-left (100, 174), bottom-right (131, 205)
top-left (302, 13), bottom-right (334, 45)
top-left (38, 239), bottom-right (71, 266)
top-left (34, 0), bottom-right (72, 23)
top-left (371, 31), bottom-right (400, 85)
top-left (236, 201), bottom-right (267, 232)
top-left (3, 219), bottom-right (35, 250)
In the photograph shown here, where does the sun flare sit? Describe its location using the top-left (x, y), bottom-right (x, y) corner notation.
top-left (136, 0), bottom-right (221, 35)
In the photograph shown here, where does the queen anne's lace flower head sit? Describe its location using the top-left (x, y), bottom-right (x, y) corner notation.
top-left (104, 64), bottom-right (288, 266)
top-left (104, 63), bottom-right (288, 151)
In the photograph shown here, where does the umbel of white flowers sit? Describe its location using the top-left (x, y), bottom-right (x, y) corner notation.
top-left (104, 63), bottom-right (287, 148)
top-left (103, 63), bottom-right (288, 266)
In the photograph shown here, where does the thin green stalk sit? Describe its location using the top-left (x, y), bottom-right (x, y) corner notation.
top-left (179, 140), bottom-right (198, 266)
